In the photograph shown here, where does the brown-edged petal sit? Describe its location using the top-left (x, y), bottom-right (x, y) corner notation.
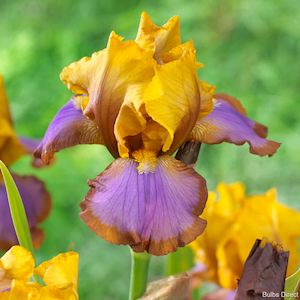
top-left (189, 94), bottom-right (280, 156)
top-left (34, 99), bottom-right (103, 164)
top-left (80, 155), bottom-right (207, 256)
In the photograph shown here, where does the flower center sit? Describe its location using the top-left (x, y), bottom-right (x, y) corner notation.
top-left (132, 150), bottom-right (157, 174)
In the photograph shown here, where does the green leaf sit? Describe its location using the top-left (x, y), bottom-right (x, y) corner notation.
top-left (284, 267), bottom-right (300, 300)
top-left (0, 160), bottom-right (33, 252)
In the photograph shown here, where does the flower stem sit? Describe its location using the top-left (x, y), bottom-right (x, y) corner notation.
top-left (129, 249), bottom-right (151, 300)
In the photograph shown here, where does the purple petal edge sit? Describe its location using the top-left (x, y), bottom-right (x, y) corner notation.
top-left (34, 99), bottom-right (103, 164)
top-left (192, 96), bottom-right (280, 156)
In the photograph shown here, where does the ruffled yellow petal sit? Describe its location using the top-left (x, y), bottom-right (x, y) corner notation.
top-left (0, 76), bottom-right (12, 124)
top-left (0, 78), bottom-right (24, 166)
top-left (143, 48), bottom-right (200, 154)
top-left (0, 291), bottom-right (9, 300)
top-left (141, 120), bottom-right (169, 154)
top-left (198, 80), bottom-right (215, 119)
top-left (213, 182), bottom-right (245, 217)
top-left (0, 118), bottom-right (24, 166)
top-left (191, 184), bottom-right (243, 285)
top-left (60, 32), bottom-right (155, 157)
top-left (191, 183), bottom-right (300, 289)
top-left (159, 40), bottom-right (204, 68)
top-left (9, 280), bottom-right (42, 300)
top-left (216, 238), bottom-right (244, 289)
top-left (0, 246), bottom-right (34, 282)
top-left (114, 84), bottom-right (171, 157)
top-left (135, 12), bottom-right (181, 61)
top-left (114, 84), bottom-right (147, 157)
top-left (35, 252), bottom-right (78, 299)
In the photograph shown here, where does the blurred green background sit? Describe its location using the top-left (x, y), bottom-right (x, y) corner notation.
top-left (1, 0), bottom-right (299, 298)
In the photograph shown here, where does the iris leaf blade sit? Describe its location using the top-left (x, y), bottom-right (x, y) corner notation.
top-left (0, 160), bottom-right (33, 252)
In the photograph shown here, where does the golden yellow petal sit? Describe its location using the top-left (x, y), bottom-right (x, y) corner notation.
top-left (0, 291), bottom-right (9, 300)
top-left (0, 246), bottom-right (34, 281)
top-left (35, 252), bottom-right (78, 291)
top-left (0, 76), bottom-right (12, 124)
top-left (114, 84), bottom-right (147, 157)
top-left (216, 238), bottom-right (244, 289)
top-left (190, 182), bottom-right (300, 289)
top-left (198, 80), bottom-right (215, 118)
top-left (40, 286), bottom-right (78, 300)
top-left (9, 280), bottom-right (42, 300)
top-left (135, 12), bottom-right (181, 61)
top-left (0, 118), bottom-right (24, 166)
top-left (60, 32), bottom-right (155, 157)
top-left (60, 50), bottom-right (106, 96)
top-left (159, 40), bottom-right (201, 66)
top-left (143, 48), bottom-right (200, 154)
top-left (141, 120), bottom-right (169, 153)
top-left (214, 182), bottom-right (246, 217)
top-left (0, 77), bottom-right (24, 166)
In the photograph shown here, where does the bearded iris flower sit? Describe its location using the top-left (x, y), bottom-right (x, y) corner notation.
top-left (0, 76), bottom-right (51, 250)
top-left (191, 182), bottom-right (300, 289)
top-left (0, 245), bottom-right (78, 299)
top-left (35, 13), bottom-right (280, 255)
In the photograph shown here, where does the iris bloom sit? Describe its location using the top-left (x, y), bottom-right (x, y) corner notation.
top-left (0, 245), bottom-right (78, 299)
top-left (0, 76), bottom-right (51, 250)
top-left (35, 13), bottom-right (280, 255)
top-left (191, 182), bottom-right (300, 289)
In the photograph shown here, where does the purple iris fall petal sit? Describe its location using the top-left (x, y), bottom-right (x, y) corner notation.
top-left (80, 155), bottom-right (207, 256)
top-left (0, 174), bottom-right (51, 250)
top-left (192, 94), bottom-right (280, 156)
top-left (34, 99), bottom-right (103, 164)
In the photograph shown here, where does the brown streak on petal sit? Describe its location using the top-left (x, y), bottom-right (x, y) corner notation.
top-left (249, 140), bottom-right (281, 157)
top-left (80, 205), bottom-right (142, 245)
top-left (252, 122), bottom-right (268, 138)
top-left (81, 203), bottom-right (206, 256)
top-left (0, 239), bottom-right (14, 251)
top-left (135, 218), bottom-right (207, 256)
top-left (31, 227), bottom-right (45, 249)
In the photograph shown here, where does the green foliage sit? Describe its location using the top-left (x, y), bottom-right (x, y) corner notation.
top-left (285, 267), bottom-right (300, 300)
top-left (0, 160), bottom-right (33, 252)
top-left (0, 0), bottom-right (299, 298)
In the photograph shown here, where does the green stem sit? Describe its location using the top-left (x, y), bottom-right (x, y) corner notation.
top-left (129, 249), bottom-right (151, 300)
